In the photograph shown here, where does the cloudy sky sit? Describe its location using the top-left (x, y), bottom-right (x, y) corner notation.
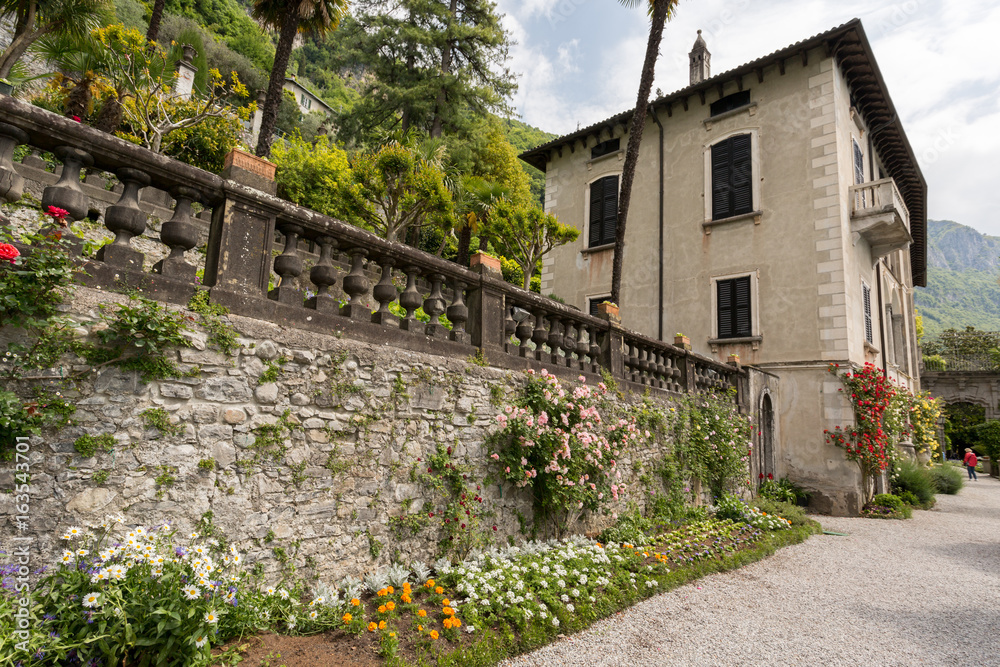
top-left (495, 0), bottom-right (1000, 235)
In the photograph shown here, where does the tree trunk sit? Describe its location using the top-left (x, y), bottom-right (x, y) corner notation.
top-left (255, 15), bottom-right (300, 158)
top-left (0, 3), bottom-right (41, 80)
top-left (609, 0), bottom-right (670, 307)
top-left (65, 78), bottom-right (92, 119)
top-left (146, 0), bottom-right (167, 43)
top-left (456, 224), bottom-right (472, 266)
top-left (430, 0), bottom-right (459, 138)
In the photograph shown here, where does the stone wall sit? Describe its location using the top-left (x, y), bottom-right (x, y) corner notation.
top-left (1, 287), bottom-right (690, 583)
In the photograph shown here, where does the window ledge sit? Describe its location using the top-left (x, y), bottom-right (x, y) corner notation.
top-left (709, 336), bottom-right (762, 352)
top-left (581, 242), bottom-right (615, 255)
top-left (864, 340), bottom-right (880, 355)
top-left (702, 210), bottom-right (763, 233)
top-left (704, 103), bottom-right (757, 128)
top-left (587, 149), bottom-right (624, 170)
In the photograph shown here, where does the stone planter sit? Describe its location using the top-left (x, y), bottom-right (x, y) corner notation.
top-left (0, 82), bottom-right (13, 96)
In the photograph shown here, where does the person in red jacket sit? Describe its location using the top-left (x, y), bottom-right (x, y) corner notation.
top-left (964, 448), bottom-right (978, 481)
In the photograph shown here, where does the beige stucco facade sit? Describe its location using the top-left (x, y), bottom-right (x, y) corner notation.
top-left (524, 21), bottom-right (926, 514)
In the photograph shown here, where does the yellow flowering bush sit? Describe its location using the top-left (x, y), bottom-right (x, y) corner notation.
top-left (910, 392), bottom-right (943, 460)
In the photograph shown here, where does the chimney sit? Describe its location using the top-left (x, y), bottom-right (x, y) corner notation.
top-left (689, 30), bottom-right (710, 85)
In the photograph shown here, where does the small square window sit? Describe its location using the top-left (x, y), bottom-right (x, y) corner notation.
top-left (591, 139), bottom-right (620, 160)
top-left (710, 90), bottom-right (751, 116)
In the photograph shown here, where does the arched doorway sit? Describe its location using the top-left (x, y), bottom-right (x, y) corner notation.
top-left (758, 392), bottom-right (775, 485)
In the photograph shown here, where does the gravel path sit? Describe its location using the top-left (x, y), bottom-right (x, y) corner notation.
top-left (502, 477), bottom-right (1000, 666)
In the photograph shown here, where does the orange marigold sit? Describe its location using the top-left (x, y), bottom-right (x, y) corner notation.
top-left (417, 609), bottom-right (427, 618)
top-left (378, 620), bottom-right (387, 630)
top-left (425, 579), bottom-right (435, 588)
top-left (378, 605), bottom-right (387, 614)
top-left (442, 607), bottom-right (455, 616)
top-left (387, 586), bottom-right (394, 595)
top-left (442, 598), bottom-right (451, 607)
top-left (351, 598), bottom-right (361, 607)
top-left (453, 618), bottom-right (462, 628)
top-left (367, 622), bottom-right (377, 632)
top-left (401, 593), bottom-right (412, 604)
top-left (434, 586), bottom-right (444, 595)
top-left (342, 613), bottom-right (352, 623)
top-left (430, 630), bottom-right (439, 640)
top-left (386, 601), bottom-right (395, 611)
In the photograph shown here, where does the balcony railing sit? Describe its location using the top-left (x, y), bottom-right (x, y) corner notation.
top-left (0, 94), bottom-right (748, 407)
top-left (849, 177), bottom-right (911, 260)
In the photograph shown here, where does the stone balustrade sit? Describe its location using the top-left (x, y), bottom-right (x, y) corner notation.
top-left (0, 95), bottom-right (747, 407)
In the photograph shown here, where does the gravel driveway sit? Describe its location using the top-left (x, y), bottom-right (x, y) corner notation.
top-left (503, 477), bottom-right (1000, 666)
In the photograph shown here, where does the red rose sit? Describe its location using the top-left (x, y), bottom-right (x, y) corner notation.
top-left (45, 206), bottom-right (70, 221)
top-left (0, 243), bottom-right (19, 264)
top-left (767, 473), bottom-right (773, 480)
top-left (72, 115), bottom-right (81, 122)
top-left (759, 473), bottom-right (764, 479)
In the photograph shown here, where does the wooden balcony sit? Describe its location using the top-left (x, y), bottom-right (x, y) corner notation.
top-left (849, 178), bottom-right (911, 261)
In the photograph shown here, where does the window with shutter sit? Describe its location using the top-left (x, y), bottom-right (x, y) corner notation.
top-left (863, 283), bottom-right (873, 344)
top-left (591, 139), bottom-right (620, 159)
top-left (711, 134), bottom-right (753, 220)
top-left (710, 90), bottom-right (751, 117)
top-left (853, 139), bottom-right (866, 208)
top-left (588, 175), bottom-right (618, 247)
top-left (717, 276), bottom-right (752, 339)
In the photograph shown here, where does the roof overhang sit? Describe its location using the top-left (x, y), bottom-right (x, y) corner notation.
top-left (518, 19), bottom-right (928, 286)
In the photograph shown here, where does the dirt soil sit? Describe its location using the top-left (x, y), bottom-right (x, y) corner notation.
top-left (217, 631), bottom-right (383, 667)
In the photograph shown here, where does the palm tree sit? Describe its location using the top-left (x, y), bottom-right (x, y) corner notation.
top-left (252, 0), bottom-right (348, 158)
top-left (609, 0), bottom-right (678, 307)
top-left (146, 0), bottom-right (166, 42)
top-left (0, 0), bottom-right (109, 79)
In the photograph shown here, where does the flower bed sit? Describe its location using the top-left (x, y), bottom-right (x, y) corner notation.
top-left (2, 510), bottom-right (818, 666)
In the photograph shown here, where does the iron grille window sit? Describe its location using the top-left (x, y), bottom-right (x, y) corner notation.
top-left (863, 282), bottom-right (873, 344)
top-left (591, 138), bottom-right (620, 159)
top-left (710, 90), bottom-right (751, 116)
top-left (711, 134), bottom-right (753, 220)
top-left (717, 276), bottom-right (752, 339)
top-left (589, 175), bottom-right (618, 247)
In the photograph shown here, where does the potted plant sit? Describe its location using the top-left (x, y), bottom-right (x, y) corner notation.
top-left (0, 79), bottom-right (13, 96)
top-left (597, 301), bottom-right (620, 321)
top-left (674, 332), bottom-right (691, 349)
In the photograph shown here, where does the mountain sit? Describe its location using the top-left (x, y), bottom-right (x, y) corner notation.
top-left (915, 220), bottom-right (1000, 337)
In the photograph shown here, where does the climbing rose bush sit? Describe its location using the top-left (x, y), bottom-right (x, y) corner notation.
top-left (824, 363), bottom-right (912, 501)
top-left (488, 370), bottom-right (648, 530)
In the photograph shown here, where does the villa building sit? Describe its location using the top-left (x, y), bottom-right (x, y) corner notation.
top-left (519, 19), bottom-right (927, 514)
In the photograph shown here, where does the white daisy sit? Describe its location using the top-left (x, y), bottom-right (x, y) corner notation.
top-left (309, 610), bottom-right (318, 619)
top-left (108, 565), bottom-right (127, 580)
top-left (193, 634), bottom-right (208, 648)
top-left (60, 551), bottom-right (74, 564)
top-left (182, 585), bottom-right (201, 600)
top-left (204, 610), bottom-right (219, 624)
top-left (66, 526), bottom-right (83, 537)
top-left (82, 592), bottom-right (101, 608)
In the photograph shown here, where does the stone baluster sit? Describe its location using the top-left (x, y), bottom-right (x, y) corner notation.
top-left (96, 168), bottom-right (150, 271)
top-left (371, 258), bottom-right (399, 326)
top-left (547, 316), bottom-right (564, 365)
top-left (636, 345), bottom-right (648, 385)
top-left (153, 186), bottom-right (200, 282)
top-left (306, 236), bottom-right (338, 312)
top-left (515, 306), bottom-right (534, 357)
top-left (340, 248), bottom-right (371, 320)
top-left (268, 223), bottom-right (304, 305)
top-left (423, 273), bottom-right (447, 337)
top-left (588, 326), bottom-right (601, 373)
top-left (503, 302), bottom-right (517, 353)
top-left (654, 350), bottom-right (666, 389)
top-left (398, 266), bottom-right (423, 332)
top-left (575, 324), bottom-right (590, 371)
top-left (0, 123), bottom-right (28, 226)
top-left (643, 347), bottom-right (655, 385)
top-left (446, 279), bottom-right (469, 344)
top-left (531, 310), bottom-right (548, 362)
top-left (625, 341), bottom-right (638, 382)
top-left (41, 146), bottom-right (93, 222)
top-left (562, 321), bottom-right (577, 368)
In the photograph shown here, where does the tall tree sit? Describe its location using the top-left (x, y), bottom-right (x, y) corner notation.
top-left (338, 0), bottom-right (515, 144)
top-left (252, 0), bottom-right (348, 158)
top-left (609, 0), bottom-right (678, 307)
top-left (0, 0), bottom-right (109, 79)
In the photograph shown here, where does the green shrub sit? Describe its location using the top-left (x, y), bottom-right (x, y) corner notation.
top-left (73, 433), bottom-right (116, 458)
top-left (896, 490), bottom-right (919, 506)
top-left (758, 477), bottom-right (810, 505)
top-left (927, 464), bottom-right (964, 494)
top-left (271, 133), bottom-right (354, 220)
top-left (863, 493), bottom-right (912, 519)
top-left (891, 457), bottom-right (936, 509)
